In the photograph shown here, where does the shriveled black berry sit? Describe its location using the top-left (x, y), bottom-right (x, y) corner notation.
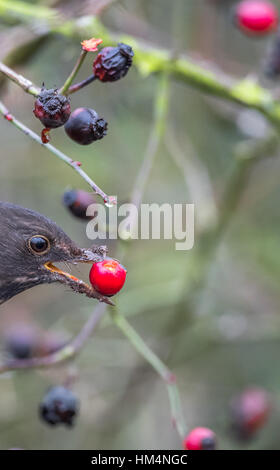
top-left (39, 386), bottom-right (79, 427)
top-left (93, 43), bottom-right (134, 82)
top-left (64, 107), bottom-right (107, 145)
top-left (33, 87), bottom-right (71, 128)
top-left (63, 189), bottom-right (95, 219)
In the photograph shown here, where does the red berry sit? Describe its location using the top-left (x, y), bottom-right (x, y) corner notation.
top-left (89, 259), bottom-right (127, 296)
top-left (64, 107), bottom-right (107, 145)
top-left (183, 427), bottom-right (216, 450)
top-left (93, 43), bottom-right (134, 82)
top-left (235, 1), bottom-right (278, 35)
top-left (230, 387), bottom-right (271, 439)
top-left (33, 87), bottom-right (71, 128)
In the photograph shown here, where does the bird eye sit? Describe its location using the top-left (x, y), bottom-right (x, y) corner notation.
top-left (28, 235), bottom-right (50, 255)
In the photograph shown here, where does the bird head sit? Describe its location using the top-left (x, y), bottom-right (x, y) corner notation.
top-left (0, 202), bottom-right (112, 305)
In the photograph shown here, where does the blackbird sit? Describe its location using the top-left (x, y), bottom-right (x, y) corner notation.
top-left (0, 202), bottom-right (112, 305)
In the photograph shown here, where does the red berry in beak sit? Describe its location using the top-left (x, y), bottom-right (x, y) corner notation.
top-left (89, 259), bottom-right (127, 296)
top-left (235, 1), bottom-right (278, 35)
top-left (183, 427), bottom-right (217, 450)
top-left (64, 107), bottom-right (107, 145)
top-left (93, 43), bottom-right (134, 82)
top-left (33, 87), bottom-right (71, 128)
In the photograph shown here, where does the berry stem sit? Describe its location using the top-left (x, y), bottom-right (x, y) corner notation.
top-left (67, 74), bottom-right (97, 95)
top-left (0, 61), bottom-right (40, 97)
top-left (109, 74), bottom-right (188, 440)
top-left (59, 49), bottom-right (88, 95)
top-left (0, 100), bottom-right (111, 202)
top-left (0, 303), bottom-right (107, 373)
top-left (110, 308), bottom-right (187, 440)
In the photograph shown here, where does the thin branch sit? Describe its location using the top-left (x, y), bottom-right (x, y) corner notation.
top-left (59, 49), bottom-right (88, 95)
top-left (67, 74), bottom-right (97, 95)
top-left (0, 101), bottom-right (112, 203)
top-left (0, 303), bottom-right (107, 373)
top-left (110, 309), bottom-right (187, 440)
top-left (0, 61), bottom-right (40, 97)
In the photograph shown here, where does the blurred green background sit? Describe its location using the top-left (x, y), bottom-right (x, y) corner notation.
top-left (1, 0), bottom-right (280, 450)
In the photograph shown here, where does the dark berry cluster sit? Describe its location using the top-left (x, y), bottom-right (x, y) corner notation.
top-left (39, 386), bottom-right (79, 427)
top-left (33, 41), bottom-right (133, 146)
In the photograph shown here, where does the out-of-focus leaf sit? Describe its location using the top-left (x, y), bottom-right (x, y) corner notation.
top-left (0, 0), bottom-right (59, 22)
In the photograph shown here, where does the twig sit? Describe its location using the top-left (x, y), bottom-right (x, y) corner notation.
top-left (110, 309), bottom-right (187, 440)
top-left (67, 74), bottom-right (97, 94)
top-left (0, 303), bottom-right (107, 373)
top-left (111, 75), bottom-right (187, 440)
top-left (0, 61), bottom-right (40, 97)
top-left (0, 100), bottom-right (112, 203)
top-left (59, 49), bottom-right (88, 95)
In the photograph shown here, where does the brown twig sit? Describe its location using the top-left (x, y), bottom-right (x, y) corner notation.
top-left (67, 74), bottom-right (97, 94)
top-left (0, 303), bottom-right (107, 373)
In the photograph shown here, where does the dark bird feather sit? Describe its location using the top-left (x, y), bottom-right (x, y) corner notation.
top-left (0, 202), bottom-right (112, 305)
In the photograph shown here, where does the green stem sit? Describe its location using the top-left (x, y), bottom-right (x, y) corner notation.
top-left (0, 101), bottom-right (111, 202)
top-left (59, 49), bottom-right (88, 95)
top-left (110, 309), bottom-right (187, 440)
top-left (113, 74), bottom-right (187, 440)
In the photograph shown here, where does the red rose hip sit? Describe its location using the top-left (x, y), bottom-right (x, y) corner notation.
top-left (183, 427), bottom-right (216, 450)
top-left (89, 259), bottom-right (127, 296)
top-left (235, 1), bottom-right (278, 35)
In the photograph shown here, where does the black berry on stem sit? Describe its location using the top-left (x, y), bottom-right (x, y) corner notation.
top-left (93, 43), bottom-right (134, 82)
top-left (64, 107), bottom-right (108, 145)
top-left (39, 386), bottom-right (79, 427)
